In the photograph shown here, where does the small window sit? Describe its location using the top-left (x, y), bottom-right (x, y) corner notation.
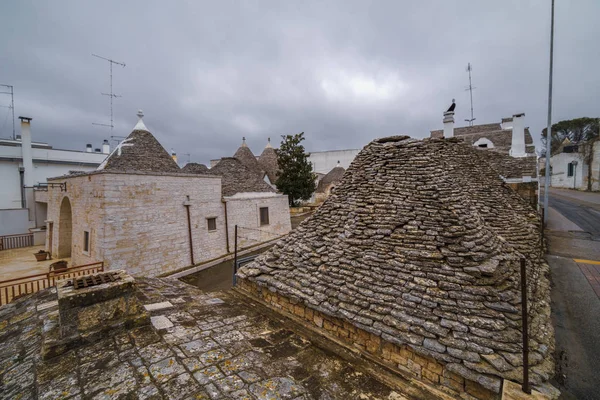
top-left (207, 217), bottom-right (217, 231)
top-left (567, 163), bottom-right (574, 177)
top-left (83, 230), bottom-right (90, 253)
top-left (260, 207), bottom-right (269, 226)
top-left (478, 143), bottom-right (488, 148)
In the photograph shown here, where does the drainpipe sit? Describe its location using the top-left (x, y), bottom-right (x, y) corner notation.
top-left (183, 196), bottom-right (195, 265)
top-left (223, 199), bottom-right (230, 253)
top-left (572, 161), bottom-right (578, 190)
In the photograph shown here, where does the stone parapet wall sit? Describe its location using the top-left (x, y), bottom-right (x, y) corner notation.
top-left (238, 279), bottom-right (500, 400)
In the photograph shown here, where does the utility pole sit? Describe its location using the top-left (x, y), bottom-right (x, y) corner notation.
top-left (543, 0), bottom-right (555, 225)
top-left (92, 54), bottom-right (126, 132)
top-left (0, 84), bottom-right (15, 139)
top-left (464, 63), bottom-right (476, 126)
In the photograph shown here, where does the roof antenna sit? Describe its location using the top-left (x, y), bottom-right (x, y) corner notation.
top-left (464, 63), bottom-right (476, 126)
top-left (92, 54), bottom-right (126, 133)
top-left (0, 84), bottom-right (15, 139)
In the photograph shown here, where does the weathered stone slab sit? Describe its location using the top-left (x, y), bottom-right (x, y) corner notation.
top-left (143, 301), bottom-right (174, 311)
top-left (150, 315), bottom-right (173, 331)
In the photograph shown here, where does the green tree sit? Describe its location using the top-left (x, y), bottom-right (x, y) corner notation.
top-left (275, 132), bottom-right (316, 206)
top-left (541, 117), bottom-right (599, 156)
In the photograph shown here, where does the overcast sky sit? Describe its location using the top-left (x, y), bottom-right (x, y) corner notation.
top-left (1, 0), bottom-right (598, 165)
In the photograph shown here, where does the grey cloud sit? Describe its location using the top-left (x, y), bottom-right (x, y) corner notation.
top-left (0, 0), bottom-right (598, 165)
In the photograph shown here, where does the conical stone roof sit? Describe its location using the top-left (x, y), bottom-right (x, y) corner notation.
top-left (258, 140), bottom-right (279, 184)
top-left (181, 162), bottom-right (209, 174)
top-left (98, 112), bottom-right (179, 173)
top-left (208, 157), bottom-right (275, 197)
top-left (238, 136), bottom-right (553, 391)
top-left (233, 139), bottom-right (263, 176)
top-left (316, 165), bottom-right (345, 193)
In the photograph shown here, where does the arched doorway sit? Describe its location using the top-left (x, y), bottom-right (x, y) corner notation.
top-left (57, 197), bottom-right (72, 258)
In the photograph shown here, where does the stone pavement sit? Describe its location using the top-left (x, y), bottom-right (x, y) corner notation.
top-left (574, 260), bottom-right (600, 299)
top-left (0, 277), bottom-right (437, 400)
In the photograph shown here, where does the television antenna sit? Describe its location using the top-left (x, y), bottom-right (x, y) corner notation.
top-left (464, 63), bottom-right (476, 126)
top-left (0, 84), bottom-right (15, 139)
top-left (182, 153), bottom-right (191, 164)
top-left (92, 54), bottom-right (126, 132)
top-left (110, 135), bottom-right (127, 145)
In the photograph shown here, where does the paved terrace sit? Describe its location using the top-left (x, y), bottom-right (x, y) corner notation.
top-left (0, 277), bottom-right (446, 400)
top-left (0, 245), bottom-right (70, 281)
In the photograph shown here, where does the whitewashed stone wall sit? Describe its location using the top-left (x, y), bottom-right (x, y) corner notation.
top-left (46, 174), bottom-right (107, 265)
top-left (100, 173), bottom-right (226, 276)
top-left (225, 194), bottom-right (291, 249)
top-left (550, 152), bottom-right (586, 190)
top-left (309, 149), bottom-right (360, 175)
top-left (550, 142), bottom-right (600, 191)
top-left (47, 172), bottom-right (228, 277)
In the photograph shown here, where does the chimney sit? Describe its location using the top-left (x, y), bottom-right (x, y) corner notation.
top-left (19, 117), bottom-right (34, 187)
top-left (102, 139), bottom-right (110, 154)
top-left (443, 111), bottom-right (455, 138)
top-left (501, 117), bottom-right (513, 130)
top-left (94, 148), bottom-right (101, 153)
top-left (43, 271), bottom-right (150, 360)
top-left (509, 113), bottom-right (526, 158)
top-left (86, 144), bottom-right (93, 153)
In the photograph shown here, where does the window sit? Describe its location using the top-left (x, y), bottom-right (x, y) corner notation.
top-left (478, 144), bottom-right (488, 148)
top-left (567, 163), bottom-right (574, 177)
top-left (260, 207), bottom-right (270, 226)
top-left (83, 230), bottom-right (90, 253)
top-left (207, 217), bottom-right (217, 231)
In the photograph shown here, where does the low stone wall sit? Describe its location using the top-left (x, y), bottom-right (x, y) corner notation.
top-left (238, 279), bottom-right (500, 400)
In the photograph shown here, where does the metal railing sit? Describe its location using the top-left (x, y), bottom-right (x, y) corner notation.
top-left (0, 261), bottom-right (104, 306)
top-left (0, 233), bottom-right (34, 251)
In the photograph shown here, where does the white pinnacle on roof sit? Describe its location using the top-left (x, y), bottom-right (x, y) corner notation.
top-left (265, 137), bottom-right (273, 149)
top-left (241, 137), bottom-right (248, 147)
top-left (133, 109), bottom-right (148, 131)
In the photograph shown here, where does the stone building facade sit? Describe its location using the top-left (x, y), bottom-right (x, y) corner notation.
top-left (238, 136), bottom-right (554, 399)
top-left (45, 112), bottom-right (291, 277)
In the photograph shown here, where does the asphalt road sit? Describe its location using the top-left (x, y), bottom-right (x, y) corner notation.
top-left (550, 256), bottom-right (600, 399)
top-left (546, 191), bottom-right (600, 399)
top-left (549, 194), bottom-right (600, 236)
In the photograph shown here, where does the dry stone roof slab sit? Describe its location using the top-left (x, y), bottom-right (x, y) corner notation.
top-left (239, 136), bottom-right (553, 389)
top-left (101, 129), bottom-right (180, 173)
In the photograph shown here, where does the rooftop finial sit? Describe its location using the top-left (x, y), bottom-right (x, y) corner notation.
top-left (336, 160), bottom-right (341, 167)
top-left (265, 137), bottom-right (273, 149)
top-left (133, 109), bottom-right (148, 131)
top-left (241, 137), bottom-right (248, 148)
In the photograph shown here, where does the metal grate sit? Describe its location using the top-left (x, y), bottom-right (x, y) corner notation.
top-left (73, 272), bottom-right (121, 289)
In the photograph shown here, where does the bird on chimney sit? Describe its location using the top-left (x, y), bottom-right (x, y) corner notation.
top-left (446, 99), bottom-right (456, 112)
